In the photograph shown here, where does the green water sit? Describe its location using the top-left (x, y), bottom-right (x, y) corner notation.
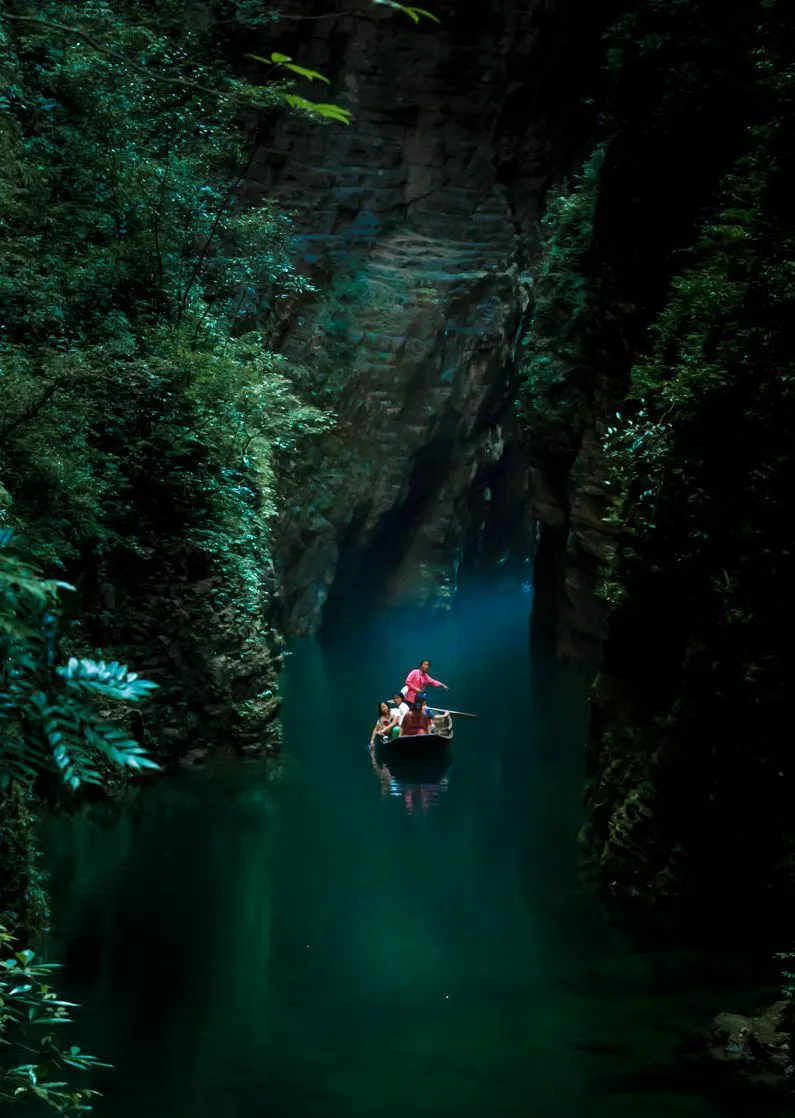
top-left (41, 581), bottom-right (782, 1117)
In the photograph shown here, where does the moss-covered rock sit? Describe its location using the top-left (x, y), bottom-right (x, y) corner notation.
top-left (702, 1002), bottom-right (793, 1089)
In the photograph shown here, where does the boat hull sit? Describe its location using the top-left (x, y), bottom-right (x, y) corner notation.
top-left (378, 715), bottom-right (453, 752)
top-left (388, 732), bottom-right (450, 747)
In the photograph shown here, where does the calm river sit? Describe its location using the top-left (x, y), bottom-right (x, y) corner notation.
top-left (40, 578), bottom-right (783, 1117)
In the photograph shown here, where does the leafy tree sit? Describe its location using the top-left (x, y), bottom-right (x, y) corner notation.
top-left (0, 0), bottom-right (439, 721)
top-left (0, 0), bottom-right (339, 754)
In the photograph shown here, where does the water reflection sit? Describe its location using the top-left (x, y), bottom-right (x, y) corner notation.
top-left (369, 740), bottom-right (452, 814)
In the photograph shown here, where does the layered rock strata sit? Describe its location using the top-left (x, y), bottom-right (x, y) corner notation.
top-left (244, 1), bottom-right (593, 635)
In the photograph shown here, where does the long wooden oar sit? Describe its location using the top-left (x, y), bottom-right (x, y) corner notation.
top-left (438, 708), bottom-right (477, 719)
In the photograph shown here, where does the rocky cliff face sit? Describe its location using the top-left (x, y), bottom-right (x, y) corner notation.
top-left (240, 0), bottom-right (607, 638)
top-left (521, 0), bottom-right (795, 915)
top-left (522, 369), bottom-right (620, 661)
top-left (78, 516), bottom-right (285, 759)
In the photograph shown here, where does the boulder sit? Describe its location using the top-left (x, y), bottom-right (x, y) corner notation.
top-left (701, 1001), bottom-right (793, 1088)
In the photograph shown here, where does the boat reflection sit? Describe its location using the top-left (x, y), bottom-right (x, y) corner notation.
top-left (369, 740), bottom-right (452, 815)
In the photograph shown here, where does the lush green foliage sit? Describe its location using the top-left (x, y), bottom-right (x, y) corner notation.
top-left (516, 145), bottom-right (607, 442)
top-left (0, 0), bottom-right (327, 565)
top-left (0, 533), bottom-right (157, 794)
top-left (774, 950), bottom-right (795, 1001)
top-left (0, 1), bottom-right (434, 1106)
top-left (520, 0), bottom-right (795, 907)
top-left (595, 10), bottom-right (795, 897)
top-left (0, 0), bottom-right (340, 758)
top-left (0, 533), bottom-right (156, 934)
top-left (0, 537), bottom-right (155, 1109)
top-left (0, 0), bottom-right (334, 1068)
top-left (0, 0), bottom-right (436, 705)
top-left (0, 0), bottom-right (360, 1094)
top-left (0, 926), bottom-right (107, 1114)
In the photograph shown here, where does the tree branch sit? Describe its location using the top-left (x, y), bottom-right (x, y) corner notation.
top-left (4, 14), bottom-right (230, 99)
top-left (0, 380), bottom-right (70, 445)
top-left (216, 6), bottom-right (358, 23)
top-left (152, 151), bottom-right (172, 314)
top-left (261, 8), bottom-right (353, 19)
top-left (176, 142), bottom-right (261, 326)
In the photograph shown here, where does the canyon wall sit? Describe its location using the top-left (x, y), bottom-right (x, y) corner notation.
top-left (240, 0), bottom-right (610, 641)
top-left (517, 0), bottom-right (795, 916)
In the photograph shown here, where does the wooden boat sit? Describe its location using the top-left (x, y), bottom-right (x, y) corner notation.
top-left (378, 713), bottom-right (453, 750)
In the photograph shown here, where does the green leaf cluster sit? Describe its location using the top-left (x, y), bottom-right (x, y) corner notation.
top-left (374, 1), bottom-right (440, 23)
top-left (0, 533), bottom-right (157, 795)
top-left (516, 145), bottom-right (607, 441)
top-left (0, 925), bottom-right (107, 1114)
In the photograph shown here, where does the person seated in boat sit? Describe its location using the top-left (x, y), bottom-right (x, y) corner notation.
top-left (419, 696), bottom-right (435, 719)
top-left (419, 697), bottom-right (450, 733)
top-left (377, 693), bottom-right (408, 741)
top-left (370, 702), bottom-right (396, 747)
top-left (403, 659), bottom-right (449, 706)
top-left (389, 691), bottom-right (410, 724)
top-left (399, 699), bottom-right (432, 736)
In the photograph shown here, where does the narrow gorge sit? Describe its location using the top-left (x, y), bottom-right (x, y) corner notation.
top-left (0, 0), bottom-right (793, 1111)
top-left (252, 0), bottom-right (609, 641)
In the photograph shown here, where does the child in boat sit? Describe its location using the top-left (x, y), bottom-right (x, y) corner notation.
top-left (419, 698), bottom-right (451, 734)
top-left (403, 659), bottom-right (449, 705)
top-left (400, 699), bottom-right (432, 736)
top-left (370, 702), bottom-right (396, 747)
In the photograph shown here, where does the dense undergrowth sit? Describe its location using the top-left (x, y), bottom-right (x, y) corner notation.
top-left (519, 0), bottom-right (795, 915)
top-left (0, 0), bottom-right (337, 763)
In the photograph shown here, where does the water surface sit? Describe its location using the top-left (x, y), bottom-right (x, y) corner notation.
top-left (41, 580), bottom-right (782, 1117)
